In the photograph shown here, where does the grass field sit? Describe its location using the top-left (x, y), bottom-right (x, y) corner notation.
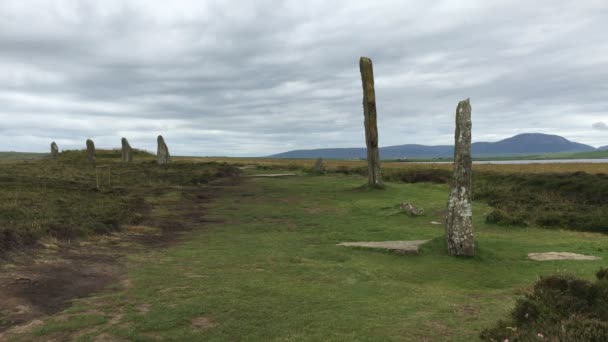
top-left (180, 156), bottom-right (608, 174)
top-left (2, 157), bottom-right (607, 341)
top-left (0, 152), bottom-right (46, 163)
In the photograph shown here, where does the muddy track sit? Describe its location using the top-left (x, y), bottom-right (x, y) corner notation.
top-left (0, 182), bottom-right (231, 337)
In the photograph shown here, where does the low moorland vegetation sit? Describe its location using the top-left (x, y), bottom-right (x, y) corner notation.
top-left (0, 152), bottom-right (45, 163)
top-left (0, 150), bottom-right (238, 255)
top-left (482, 268), bottom-right (608, 341)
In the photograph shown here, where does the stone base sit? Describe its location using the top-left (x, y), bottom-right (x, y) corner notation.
top-left (337, 240), bottom-right (429, 255)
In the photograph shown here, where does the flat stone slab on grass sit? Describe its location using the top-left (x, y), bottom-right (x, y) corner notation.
top-left (238, 165), bottom-right (257, 170)
top-left (245, 173), bottom-right (297, 178)
top-left (337, 240), bottom-right (429, 255)
top-left (528, 252), bottom-right (601, 261)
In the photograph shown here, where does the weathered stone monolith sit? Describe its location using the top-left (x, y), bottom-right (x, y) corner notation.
top-left (121, 137), bottom-right (133, 163)
top-left (313, 158), bottom-right (325, 174)
top-left (86, 139), bottom-right (96, 162)
top-left (50, 142), bottom-right (59, 160)
top-left (157, 135), bottom-right (170, 165)
top-left (359, 57), bottom-right (382, 188)
top-left (446, 98), bottom-right (474, 256)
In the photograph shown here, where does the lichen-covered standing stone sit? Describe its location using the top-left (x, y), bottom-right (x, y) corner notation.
top-left (446, 98), bottom-right (474, 256)
top-left (121, 137), bottom-right (133, 163)
top-left (359, 57), bottom-right (382, 187)
top-left (314, 158), bottom-right (325, 174)
top-left (157, 135), bottom-right (170, 165)
top-left (86, 139), bottom-right (96, 162)
top-left (50, 142), bottom-right (59, 160)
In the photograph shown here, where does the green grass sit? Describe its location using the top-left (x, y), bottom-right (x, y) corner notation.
top-left (10, 173), bottom-right (608, 341)
top-left (322, 165), bottom-right (608, 233)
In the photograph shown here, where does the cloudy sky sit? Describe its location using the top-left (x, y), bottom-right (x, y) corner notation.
top-left (1, 0), bottom-right (607, 156)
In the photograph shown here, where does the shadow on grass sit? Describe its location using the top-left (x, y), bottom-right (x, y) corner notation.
top-left (353, 183), bottom-right (387, 191)
top-left (419, 236), bottom-right (503, 263)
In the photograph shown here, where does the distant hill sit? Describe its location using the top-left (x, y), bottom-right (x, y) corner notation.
top-left (599, 146), bottom-right (608, 151)
top-left (268, 133), bottom-right (597, 159)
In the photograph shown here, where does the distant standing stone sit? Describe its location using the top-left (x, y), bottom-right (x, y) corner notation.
top-left (86, 139), bottom-right (96, 162)
top-left (121, 137), bottom-right (133, 163)
top-left (50, 141), bottom-right (59, 160)
top-left (446, 98), bottom-right (474, 256)
top-left (314, 158), bottom-right (325, 174)
top-left (157, 135), bottom-right (170, 165)
top-left (359, 57), bottom-right (382, 187)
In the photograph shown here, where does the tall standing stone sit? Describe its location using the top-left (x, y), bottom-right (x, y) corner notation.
top-left (121, 137), bottom-right (133, 163)
top-left (50, 142), bottom-right (59, 160)
top-left (313, 158), bottom-right (325, 174)
top-left (86, 139), bottom-right (96, 162)
top-left (157, 135), bottom-right (170, 165)
top-left (359, 57), bottom-right (382, 188)
top-left (446, 98), bottom-right (474, 256)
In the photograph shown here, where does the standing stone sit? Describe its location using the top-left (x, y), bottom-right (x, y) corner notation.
top-left (446, 98), bottom-right (474, 256)
top-left (359, 57), bottom-right (382, 188)
top-left (50, 142), bottom-right (59, 160)
top-left (313, 158), bottom-right (325, 174)
top-left (121, 137), bottom-right (133, 163)
top-left (86, 139), bottom-right (96, 162)
top-left (157, 135), bottom-right (170, 165)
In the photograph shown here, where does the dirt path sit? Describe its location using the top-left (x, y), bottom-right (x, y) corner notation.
top-left (0, 184), bottom-right (224, 338)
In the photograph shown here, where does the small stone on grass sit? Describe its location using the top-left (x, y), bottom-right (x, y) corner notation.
top-left (400, 202), bottom-right (424, 216)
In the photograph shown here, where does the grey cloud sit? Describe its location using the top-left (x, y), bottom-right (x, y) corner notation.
top-left (593, 122), bottom-right (608, 131)
top-left (1, 0), bottom-right (608, 155)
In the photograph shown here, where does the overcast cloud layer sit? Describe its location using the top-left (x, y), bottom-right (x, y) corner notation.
top-left (1, 0), bottom-right (607, 156)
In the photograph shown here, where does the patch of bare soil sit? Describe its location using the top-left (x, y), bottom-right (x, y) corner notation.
top-left (191, 316), bottom-right (217, 330)
top-left (136, 304), bottom-right (151, 314)
top-left (0, 185), bottom-right (221, 338)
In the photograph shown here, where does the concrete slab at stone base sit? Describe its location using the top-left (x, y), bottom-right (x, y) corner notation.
top-left (337, 240), bottom-right (429, 255)
top-left (528, 252), bottom-right (601, 261)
